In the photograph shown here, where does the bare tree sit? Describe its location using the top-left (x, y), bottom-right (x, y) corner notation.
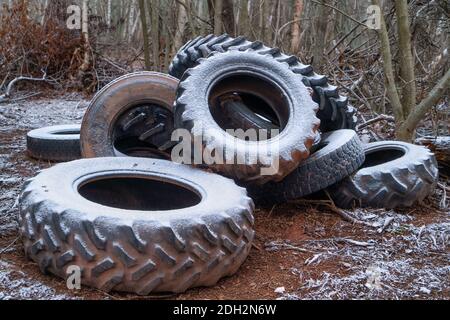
top-left (290, 0), bottom-right (304, 54)
top-left (374, 0), bottom-right (450, 141)
top-left (173, 0), bottom-right (188, 54)
top-left (213, 0), bottom-right (223, 34)
top-left (395, 0), bottom-right (416, 118)
top-left (222, 0), bottom-right (235, 35)
top-left (78, 0), bottom-right (91, 77)
top-left (312, 0), bottom-right (330, 69)
top-left (149, 0), bottom-right (160, 71)
top-left (138, 0), bottom-right (151, 70)
top-left (238, 0), bottom-right (249, 37)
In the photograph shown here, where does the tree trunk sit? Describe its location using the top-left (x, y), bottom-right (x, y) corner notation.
top-left (173, 0), bottom-right (188, 55)
top-left (312, 0), bottom-right (329, 69)
top-left (238, 0), bottom-right (249, 37)
top-left (213, 0), bottom-right (223, 34)
top-left (372, 0), bottom-right (404, 123)
top-left (149, 0), bottom-right (160, 71)
top-left (138, 0), bottom-right (151, 70)
top-left (290, 0), bottom-right (303, 54)
top-left (395, 0), bottom-right (416, 117)
top-left (198, 0), bottom-right (209, 34)
top-left (273, 0), bottom-right (281, 46)
top-left (79, 0), bottom-right (90, 74)
top-left (222, 0), bottom-right (235, 35)
top-left (106, 0), bottom-right (111, 27)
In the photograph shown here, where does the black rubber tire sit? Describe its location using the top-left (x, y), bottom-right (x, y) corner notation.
top-left (247, 130), bottom-right (365, 204)
top-left (219, 97), bottom-right (322, 147)
top-left (175, 50), bottom-right (320, 185)
top-left (169, 34), bottom-right (357, 132)
top-left (80, 72), bottom-right (178, 159)
top-left (19, 157), bottom-right (255, 295)
top-left (219, 97), bottom-right (279, 133)
top-left (328, 141), bottom-right (439, 209)
top-left (26, 124), bottom-right (81, 162)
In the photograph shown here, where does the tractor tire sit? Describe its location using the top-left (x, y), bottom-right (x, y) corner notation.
top-left (328, 141), bottom-right (439, 208)
top-left (169, 34), bottom-right (357, 132)
top-left (174, 50), bottom-right (320, 185)
top-left (19, 157), bottom-right (255, 295)
top-left (248, 130), bottom-right (365, 204)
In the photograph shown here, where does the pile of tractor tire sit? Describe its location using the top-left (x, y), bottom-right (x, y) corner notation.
top-left (19, 34), bottom-right (439, 295)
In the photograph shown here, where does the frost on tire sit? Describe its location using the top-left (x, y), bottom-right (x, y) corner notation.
top-left (26, 124), bottom-right (81, 162)
top-left (18, 158), bottom-right (255, 295)
top-left (247, 130), bottom-right (365, 204)
top-left (328, 141), bottom-right (439, 209)
top-left (169, 34), bottom-right (357, 132)
top-left (174, 50), bottom-right (320, 185)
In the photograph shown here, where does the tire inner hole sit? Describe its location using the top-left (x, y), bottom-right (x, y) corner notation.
top-left (209, 74), bottom-right (289, 141)
top-left (78, 176), bottom-right (201, 211)
top-left (361, 148), bottom-right (405, 168)
top-left (53, 131), bottom-right (79, 135)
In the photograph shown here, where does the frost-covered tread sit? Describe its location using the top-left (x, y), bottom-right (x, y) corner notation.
top-left (169, 34), bottom-right (357, 132)
top-left (174, 50), bottom-right (320, 184)
top-left (26, 124), bottom-right (81, 162)
top-left (19, 158), bottom-right (255, 294)
top-left (328, 141), bottom-right (439, 209)
top-left (248, 130), bottom-right (365, 204)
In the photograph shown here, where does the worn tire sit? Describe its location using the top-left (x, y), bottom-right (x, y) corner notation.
top-left (328, 141), bottom-right (439, 209)
top-left (169, 34), bottom-right (357, 132)
top-left (219, 97), bottom-right (322, 147)
top-left (219, 97), bottom-right (279, 133)
top-left (26, 124), bottom-right (81, 162)
top-left (18, 157), bottom-right (255, 295)
top-left (175, 50), bottom-right (320, 184)
top-left (248, 130), bottom-right (365, 204)
top-left (81, 72), bottom-right (178, 159)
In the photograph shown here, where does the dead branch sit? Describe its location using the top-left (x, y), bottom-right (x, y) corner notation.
top-left (309, 0), bottom-right (368, 29)
top-left (291, 192), bottom-right (378, 228)
top-left (264, 240), bottom-right (315, 253)
top-left (356, 114), bottom-right (395, 131)
top-left (0, 70), bottom-right (49, 103)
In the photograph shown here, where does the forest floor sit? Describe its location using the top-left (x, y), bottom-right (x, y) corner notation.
top-left (0, 94), bottom-right (448, 300)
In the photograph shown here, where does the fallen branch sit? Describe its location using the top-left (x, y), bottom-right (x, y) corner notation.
top-left (0, 236), bottom-right (19, 255)
top-left (341, 238), bottom-right (374, 247)
top-left (0, 70), bottom-right (49, 103)
top-left (356, 114), bottom-right (395, 131)
top-left (291, 193), bottom-right (376, 228)
top-left (264, 241), bottom-right (314, 253)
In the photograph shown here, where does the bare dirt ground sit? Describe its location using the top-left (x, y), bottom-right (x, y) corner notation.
top-left (0, 95), bottom-right (449, 300)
